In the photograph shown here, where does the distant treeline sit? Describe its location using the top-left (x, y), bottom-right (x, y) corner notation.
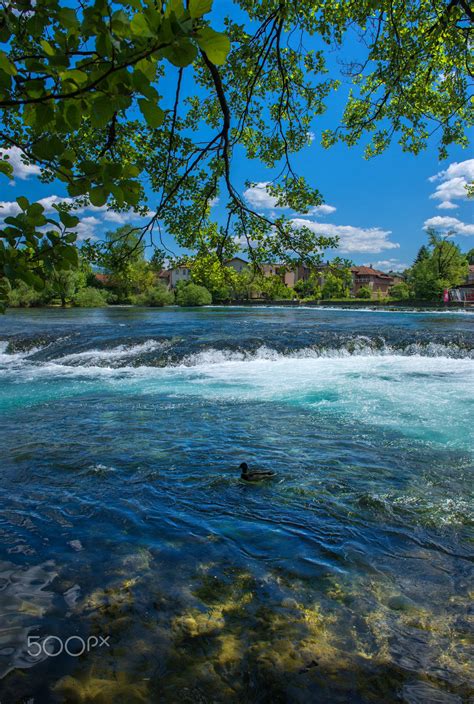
top-left (7, 227), bottom-right (473, 308)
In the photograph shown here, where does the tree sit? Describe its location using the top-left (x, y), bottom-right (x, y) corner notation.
top-left (408, 230), bottom-right (468, 299)
top-left (1, 0), bottom-right (472, 308)
top-left (358, 286), bottom-right (372, 300)
top-left (7, 281), bottom-right (46, 307)
top-left (49, 263), bottom-right (89, 306)
top-left (149, 249), bottom-right (166, 273)
top-left (321, 266), bottom-right (352, 299)
top-left (99, 225), bottom-right (155, 301)
top-left (414, 245), bottom-right (430, 264)
top-left (190, 253), bottom-right (237, 302)
top-left (257, 274), bottom-right (292, 301)
top-left (294, 272), bottom-right (322, 299)
top-left (390, 282), bottom-right (411, 300)
top-left (175, 281), bottom-right (212, 306)
top-left (131, 284), bottom-right (174, 307)
top-left (465, 248), bottom-right (474, 265)
top-left (73, 286), bottom-right (109, 307)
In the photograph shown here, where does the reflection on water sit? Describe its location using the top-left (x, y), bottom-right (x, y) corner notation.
top-left (0, 307), bottom-right (473, 702)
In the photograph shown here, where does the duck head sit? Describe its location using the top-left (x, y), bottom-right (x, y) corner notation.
top-left (239, 462), bottom-right (249, 474)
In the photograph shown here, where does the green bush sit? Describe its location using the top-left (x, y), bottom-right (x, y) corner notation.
top-left (390, 282), bottom-right (411, 300)
top-left (176, 282), bottom-right (212, 306)
top-left (73, 287), bottom-right (109, 307)
top-left (132, 285), bottom-right (174, 307)
top-left (358, 286), bottom-right (372, 299)
top-left (8, 282), bottom-right (47, 307)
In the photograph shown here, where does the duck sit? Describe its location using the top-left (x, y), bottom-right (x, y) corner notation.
top-left (239, 462), bottom-right (276, 482)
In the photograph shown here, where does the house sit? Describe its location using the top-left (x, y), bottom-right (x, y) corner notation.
top-left (225, 256), bottom-right (249, 274)
top-left (350, 266), bottom-right (395, 297)
top-left (157, 269), bottom-right (171, 287)
top-left (168, 264), bottom-right (192, 288)
top-left (261, 263), bottom-right (310, 288)
top-left (94, 273), bottom-right (112, 287)
top-left (450, 265), bottom-right (474, 302)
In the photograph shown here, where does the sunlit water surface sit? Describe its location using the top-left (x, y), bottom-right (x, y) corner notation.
top-left (0, 306), bottom-right (473, 703)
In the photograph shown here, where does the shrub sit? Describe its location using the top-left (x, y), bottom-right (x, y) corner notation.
top-left (132, 285), bottom-right (174, 307)
top-left (176, 282), bottom-right (212, 306)
top-left (73, 287), bottom-right (109, 307)
top-left (390, 282), bottom-right (411, 300)
top-left (358, 286), bottom-right (372, 299)
top-left (8, 282), bottom-right (48, 307)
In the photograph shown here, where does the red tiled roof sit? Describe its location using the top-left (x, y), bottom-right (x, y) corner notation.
top-left (94, 273), bottom-right (110, 284)
top-left (350, 266), bottom-right (393, 280)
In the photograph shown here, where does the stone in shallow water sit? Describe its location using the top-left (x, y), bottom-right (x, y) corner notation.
top-left (402, 680), bottom-right (462, 704)
top-left (69, 539), bottom-right (84, 552)
top-left (387, 595), bottom-right (416, 612)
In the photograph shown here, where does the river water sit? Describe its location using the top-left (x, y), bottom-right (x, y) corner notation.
top-left (0, 306), bottom-right (473, 703)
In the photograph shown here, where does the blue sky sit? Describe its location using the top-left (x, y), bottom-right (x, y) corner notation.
top-left (1, 7), bottom-right (473, 272)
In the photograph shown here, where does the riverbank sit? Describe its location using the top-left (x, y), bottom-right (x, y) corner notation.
top-left (222, 299), bottom-right (472, 310)
top-left (6, 299), bottom-right (472, 312)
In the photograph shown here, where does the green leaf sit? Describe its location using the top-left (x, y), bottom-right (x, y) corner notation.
top-left (130, 13), bottom-right (154, 37)
top-left (196, 27), bottom-right (230, 65)
top-left (58, 8), bottom-right (79, 29)
top-left (27, 203), bottom-right (45, 218)
top-left (65, 103), bottom-right (81, 129)
top-left (91, 96), bottom-right (117, 128)
top-left (165, 0), bottom-right (184, 18)
top-left (61, 69), bottom-right (88, 85)
top-left (132, 69), bottom-right (159, 100)
top-left (189, 0), bottom-right (213, 19)
top-left (16, 196), bottom-right (29, 211)
top-left (67, 179), bottom-right (90, 197)
top-left (135, 58), bottom-right (156, 81)
top-left (138, 99), bottom-right (165, 128)
top-left (89, 187), bottom-right (108, 207)
top-left (0, 160), bottom-right (13, 179)
top-left (0, 50), bottom-right (17, 76)
top-left (61, 246), bottom-right (79, 266)
top-left (40, 39), bottom-right (55, 56)
top-left (35, 103), bottom-right (55, 126)
top-left (162, 39), bottom-right (197, 67)
top-left (59, 212), bottom-right (80, 228)
top-left (32, 135), bottom-right (64, 160)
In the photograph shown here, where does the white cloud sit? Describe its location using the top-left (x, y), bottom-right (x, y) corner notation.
top-left (244, 182), bottom-right (280, 210)
top-left (437, 200), bottom-right (458, 210)
top-left (364, 259), bottom-right (409, 272)
top-left (0, 200), bottom-right (21, 218)
top-left (423, 215), bottom-right (474, 236)
top-left (244, 182), bottom-right (337, 220)
top-left (308, 204), bottom-right (336, 216)
top-left (0, 147), bottom-right (41, 181)
top-left (429, 159), bottom-right (474, 209)
top-left (38, 195), bottom-right (76, 212)
top-left (101, 210), bottom-right (132, 224)
top-left (72, 216), bottom-right (101, 241)
top-left (291, 218), bottom-right (399, 253)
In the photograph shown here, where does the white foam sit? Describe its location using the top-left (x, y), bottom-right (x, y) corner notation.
top-left (53, 339), bottom-right (168, 364)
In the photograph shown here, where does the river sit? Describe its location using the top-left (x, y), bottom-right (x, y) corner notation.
top-left (0, 306), bottom-right (473, 703)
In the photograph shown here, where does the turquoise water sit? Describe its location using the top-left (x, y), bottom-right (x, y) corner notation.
top-left (0, 307), bottom-right (473, 703)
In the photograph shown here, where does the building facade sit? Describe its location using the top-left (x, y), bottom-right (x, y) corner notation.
top-left (350, 266), bottom-right (395, 297)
